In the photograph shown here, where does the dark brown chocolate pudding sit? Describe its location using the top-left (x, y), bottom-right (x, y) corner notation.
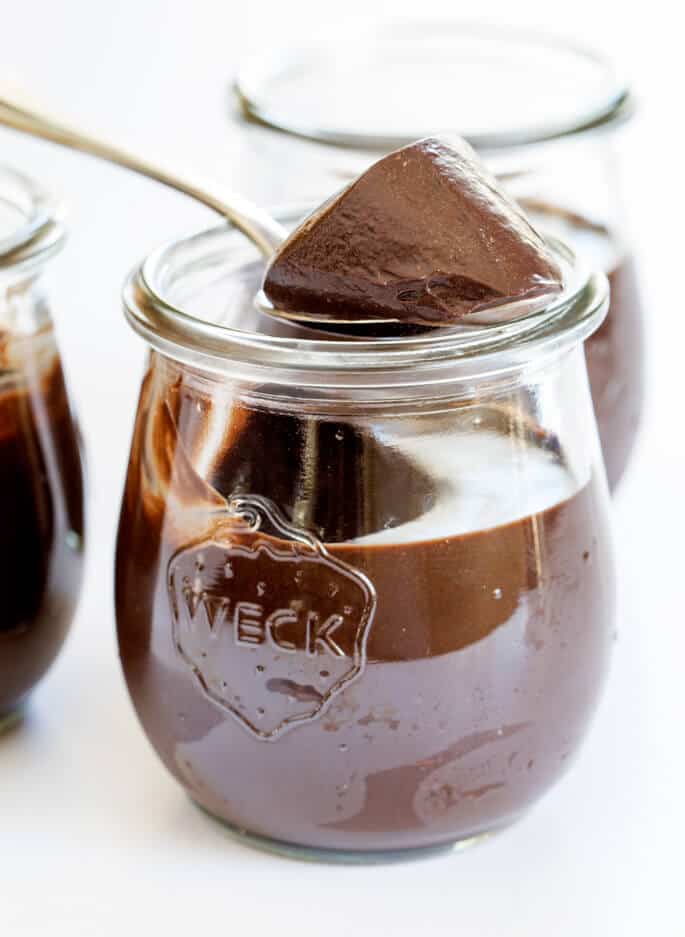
top-left (523, 201), bottom-right (644, 490)
top-left (0, 338), bottom-right (85, 719)
top-left (116, 364), bottom-right (614, 854)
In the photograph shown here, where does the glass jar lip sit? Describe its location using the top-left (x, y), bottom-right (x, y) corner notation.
top-left (123, 221), bottom-right (609, 388)
top-left (0, 165), bottom-right (67, 277)
top-left (234, 20), bottom-right (634, 152)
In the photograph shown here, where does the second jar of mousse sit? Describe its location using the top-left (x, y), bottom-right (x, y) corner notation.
top-left (0, 167), bottom-right (85, 729)
top-left (233, 22), bottom-right (644, 489)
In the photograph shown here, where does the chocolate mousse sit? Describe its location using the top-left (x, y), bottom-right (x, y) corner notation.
top-left (116, 365), bottom-right (614, 852)
top-left (263, 136), bottom-right (563, 326)
top-left (115, 138), bottom-right (613, 856)
top-left (0, 333), bottom-right (85, 719)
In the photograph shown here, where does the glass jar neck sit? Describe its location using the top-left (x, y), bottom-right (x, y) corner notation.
top-left (0, 166), bottom-right (66, 283)
top-left (124, 225), bottom-right (609, 400)
top-left (151, 341), bottom-right (591, 415)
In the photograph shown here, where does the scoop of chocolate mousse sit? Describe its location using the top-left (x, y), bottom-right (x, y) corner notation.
top-left (263, 136), bottom-right (563, 327)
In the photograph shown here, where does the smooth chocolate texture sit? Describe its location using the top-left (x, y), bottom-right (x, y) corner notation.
top-left (0, 343), bottom-right (85, 716)
top-left (116, 364), bottom-right (613, 852)
top-left (264, 137), bottom-right (563, 326)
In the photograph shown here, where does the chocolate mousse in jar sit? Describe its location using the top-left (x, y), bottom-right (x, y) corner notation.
top-left (233, 23), bottom-right (644, 489)
top-left (116, 213), bottom-right (615, 859)
top-left (0, 168), bottom-right (85, 730)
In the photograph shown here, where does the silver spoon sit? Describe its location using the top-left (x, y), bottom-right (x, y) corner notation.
top-left (0, 90), bottom-right (560, 336)
top-left (0, 87), bottom-right (287, 258)
top-left (0, 88), bottom-right (415, 338)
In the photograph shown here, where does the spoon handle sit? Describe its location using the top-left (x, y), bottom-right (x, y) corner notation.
top-left (0, 88), bottom-right (287, 256)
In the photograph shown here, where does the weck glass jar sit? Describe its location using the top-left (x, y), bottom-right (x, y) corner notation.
top-left (116, 220), bottom-right (615, 861)
top-left (0, 167), bottom-right (85, 730)
top-left (233, 22), bottom-right (644, 489)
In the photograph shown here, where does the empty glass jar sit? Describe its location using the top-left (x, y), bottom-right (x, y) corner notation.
top-left (233, 22), bottom-right (644, 489)
top-left (0, 167), bottom-right (85, 729)
top-left (116, 220), bottom-right (615, 860)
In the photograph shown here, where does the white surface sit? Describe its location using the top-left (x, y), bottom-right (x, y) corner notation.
top-left (0, 1), bottom-right (681, 934)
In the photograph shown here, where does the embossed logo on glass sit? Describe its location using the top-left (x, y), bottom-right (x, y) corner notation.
top-left (167, 495), bottom-right (377, 740)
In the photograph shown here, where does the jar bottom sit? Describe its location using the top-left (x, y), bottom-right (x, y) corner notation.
top-left (191, 799), bottom-right (510, 864)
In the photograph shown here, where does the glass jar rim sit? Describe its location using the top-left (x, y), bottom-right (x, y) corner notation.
top-left (234, 20), bottom-right (634, 152)
top-left (0, 166), bottom-right (67, 277)
top-left (123, 221), bottom-right (609, 390)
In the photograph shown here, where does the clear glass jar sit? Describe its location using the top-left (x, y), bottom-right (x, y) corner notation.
top-left (116, 220), bottom-right (615, 860)
top-left (0, 168), bottom-right (85, 729)
top-left (233, 22), bottom-right (644, 489)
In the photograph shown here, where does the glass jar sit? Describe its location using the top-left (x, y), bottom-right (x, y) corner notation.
top-left (116, 220), bottom-right (615, 860)
top-left (0, 167), bottom-right (85, 730)
top-left (233, 22), bottom-right (644, 489)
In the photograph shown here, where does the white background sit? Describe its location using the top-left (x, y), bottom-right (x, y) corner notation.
top-left (0, 1), bottom-right (681, 934)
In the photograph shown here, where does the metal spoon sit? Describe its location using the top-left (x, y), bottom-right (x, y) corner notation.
top-left (0, 86), bottom-right (287, 258)
top-left (0, 88), bottom-right (422, 342)
top-left (0, 89), bottom-right (558, 337)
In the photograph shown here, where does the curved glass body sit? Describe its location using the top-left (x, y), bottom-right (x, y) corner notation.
top-left (115, 225), bottom-right (615, 859)
top-left (233, 23), bottom-right (644, 489)
top-left (0, 169), bottom-right (85, 727)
